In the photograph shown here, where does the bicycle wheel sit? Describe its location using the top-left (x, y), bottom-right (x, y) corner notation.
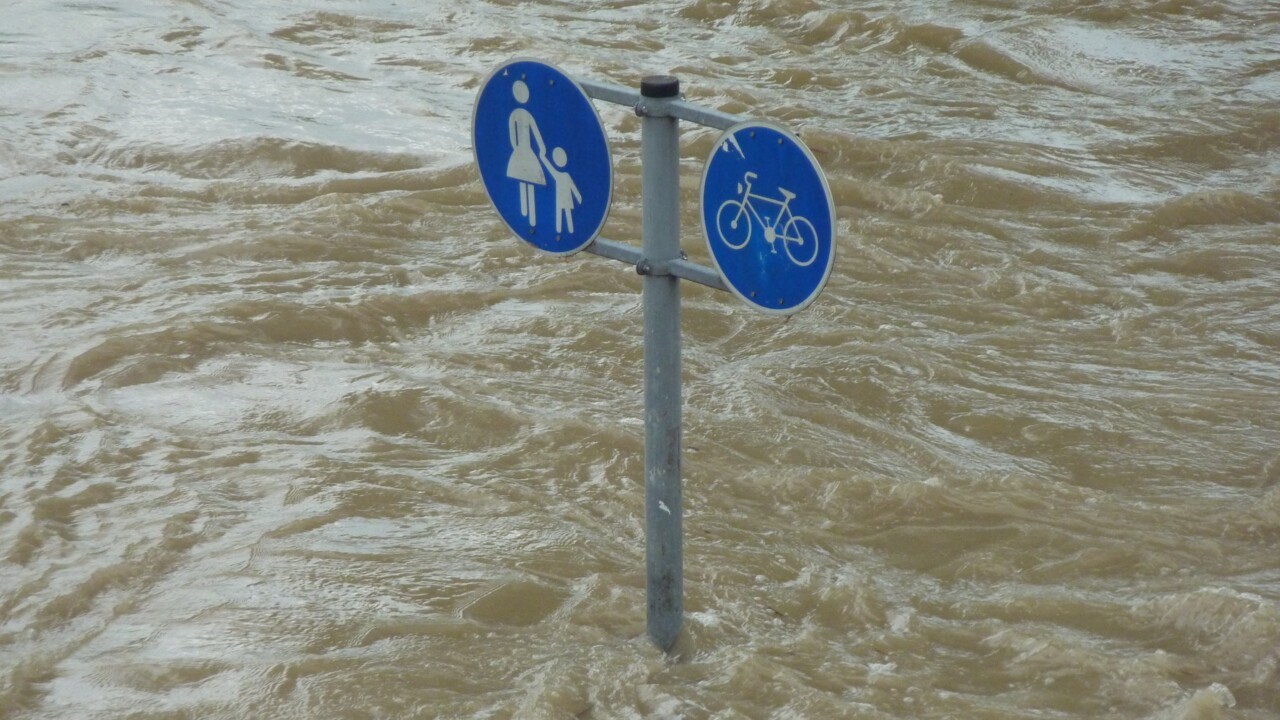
top-left (781, 216), bottom-right (819, 267)
top-left (716, 200), bottom-right (752, 250)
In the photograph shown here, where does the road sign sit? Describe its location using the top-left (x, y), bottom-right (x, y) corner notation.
top-left (471, 64), bottom-right (844, 653)
top-left (473, 59), bottom-right (613, 255)
top-left (700, 121), bottom-right (836, 315)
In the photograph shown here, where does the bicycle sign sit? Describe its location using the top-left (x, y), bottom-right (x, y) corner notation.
top-left (716, 171), bottom-right (820, 267)
top-left (700, 121), bottom-right (835, 315)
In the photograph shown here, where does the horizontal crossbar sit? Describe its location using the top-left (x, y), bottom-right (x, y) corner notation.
top-left (576, 78), bottom-right (745, 131)
top-left (585, 237), bottom-right (728, 291)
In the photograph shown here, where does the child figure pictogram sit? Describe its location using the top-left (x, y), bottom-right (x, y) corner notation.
top-left (544, 147), bottom-right (582, 235)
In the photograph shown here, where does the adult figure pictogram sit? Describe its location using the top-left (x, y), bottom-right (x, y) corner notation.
top-left (506, 80), bottom-right (548, 227)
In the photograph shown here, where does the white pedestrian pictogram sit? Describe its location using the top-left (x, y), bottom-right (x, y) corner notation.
top-left (504, 79), bottom-right (584, 235)
top-left (506, 80), bottom-right (547, 227)
top-left (715, 171), bottom-right (819, 267)
top-left (546, 147), bottom-right (582, 234)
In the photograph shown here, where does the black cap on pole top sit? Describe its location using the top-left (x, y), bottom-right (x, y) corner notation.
top-left (641, 75), bottom-right (680, 98)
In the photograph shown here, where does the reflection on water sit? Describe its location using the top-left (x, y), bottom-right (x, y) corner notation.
top-left (1, 0), bottom-right (1278, 718)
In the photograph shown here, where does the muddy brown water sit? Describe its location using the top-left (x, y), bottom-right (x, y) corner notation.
top-left (2, 1), bottom-right (1278, 718)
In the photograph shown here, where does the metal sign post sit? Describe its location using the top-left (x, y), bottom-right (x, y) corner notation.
top-left (473, 61), bottom-right (836, 652)
top-left (638, 75), bottom-right (684, 651)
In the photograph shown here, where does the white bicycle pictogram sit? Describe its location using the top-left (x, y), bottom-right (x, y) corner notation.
top-left (715, 172), bottom-right (820, 267)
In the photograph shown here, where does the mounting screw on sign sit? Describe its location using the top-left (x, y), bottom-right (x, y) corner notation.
top-left (472, 58), bottom-right (614, 255)
top-left (700, 121), bottom-right (836, 315)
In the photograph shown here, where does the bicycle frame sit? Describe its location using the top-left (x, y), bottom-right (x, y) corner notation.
top-left (732, 172), bottom-right (795, 238)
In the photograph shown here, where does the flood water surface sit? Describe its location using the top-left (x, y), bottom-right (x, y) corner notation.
top-left (1, 1), bottom-right (1278, 718)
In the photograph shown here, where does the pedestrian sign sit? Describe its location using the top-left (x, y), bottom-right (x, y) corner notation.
top-left (473, 59), bottom-right (613, 255)
top-left (700, 121), bottom-right (836, 315)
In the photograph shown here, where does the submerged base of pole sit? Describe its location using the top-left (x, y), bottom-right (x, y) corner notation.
top-left (641, 74), bottom-right (683, 652)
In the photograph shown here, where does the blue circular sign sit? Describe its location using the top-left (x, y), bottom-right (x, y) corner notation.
top-left (700, 121), bottom-right (836, 315)
top-left (473, 59), bottom-right (613, 256)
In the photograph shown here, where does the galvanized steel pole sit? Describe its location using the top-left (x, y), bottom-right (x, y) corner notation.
top-left (639, 74), bottom-right (683, 652)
